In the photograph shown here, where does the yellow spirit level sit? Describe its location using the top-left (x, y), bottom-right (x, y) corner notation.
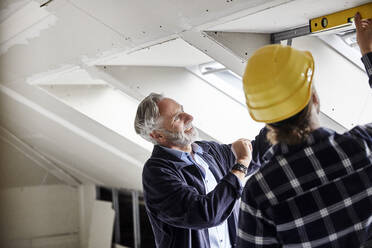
top-left (310, 2), bottom-right (372, 33)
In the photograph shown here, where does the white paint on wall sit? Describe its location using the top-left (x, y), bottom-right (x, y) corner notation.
top-left (0, 185), bottom-right (79, 245)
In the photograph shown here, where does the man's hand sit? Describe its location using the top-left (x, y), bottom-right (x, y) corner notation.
top-left (355, 12), bottom-right (372, 56)
top-left (231, 138), bottom-right (252, 167)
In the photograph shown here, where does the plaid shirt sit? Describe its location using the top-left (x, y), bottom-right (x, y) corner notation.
top-left (361, 52), bottom-right (372, 88)
top-left (237, 125), bottom-right (372, 248)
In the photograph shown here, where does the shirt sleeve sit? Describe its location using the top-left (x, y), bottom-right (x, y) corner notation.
top-left (237, 182), bottom-right (280, 248)
top-left (250, 127), bottom-right (271, 174)
top-left (143, 160), bottom-right (242, 229)
top-left (361, 52), bottom-right (372, 88)
top-left (347, 124), bottom-right (372, 149)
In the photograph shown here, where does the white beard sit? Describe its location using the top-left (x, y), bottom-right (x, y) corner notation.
top-left (161, 124), bottom-right (199, 147)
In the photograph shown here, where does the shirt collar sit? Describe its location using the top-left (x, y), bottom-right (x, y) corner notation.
top-left (262, 127), bottom-right (336, 161)
top-left (159, 143), bottom-right (204, 165)
top-left (191, 143), bottom-right (204, 155)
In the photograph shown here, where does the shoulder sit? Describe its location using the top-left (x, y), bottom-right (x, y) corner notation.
top-left (196, 140), bottom-right (231, 153)
top-left (142, 154), bottom-right (176, 179)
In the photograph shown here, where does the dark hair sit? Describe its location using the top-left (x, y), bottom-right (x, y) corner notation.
top-left (266, 99), bottom-right (313, 145)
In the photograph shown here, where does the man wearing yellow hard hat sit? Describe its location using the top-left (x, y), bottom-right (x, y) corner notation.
top-left (237, 13), bottom-right (372, 248)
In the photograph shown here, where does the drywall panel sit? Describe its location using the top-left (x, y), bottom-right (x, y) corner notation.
top-left (0, 0), bottom-right (127, 85)
top-left (180, 30), bottom-right (247, 76)
top-left (88, 200), bottom-right (115, 248)
top-left (204, 31), bottom-right (270, 61)
top-left (0, 185), bottom-right (78, 241)
top-left (292, 36), bottom-right (370, 129)
top-left (0, 137), bottom-right (63, 188)
top-left (29, 67), bottom-right (108, 86)
top-left (0, 0), bottom-right (286, 85)
top-left (95, 38), bottom-right (212, 67)
top-left (69, 0), bottom-right (279, 36)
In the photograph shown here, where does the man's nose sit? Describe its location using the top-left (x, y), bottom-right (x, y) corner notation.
top-left (184, 113), bottom-right (193, 123)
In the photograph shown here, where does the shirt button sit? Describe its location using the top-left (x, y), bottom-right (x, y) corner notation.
top-left (220, 240), bottom-right (223, 243)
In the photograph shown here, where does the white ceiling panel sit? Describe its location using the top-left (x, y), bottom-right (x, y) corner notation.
top-left (96, 38), bottom-right (213, 67)
top-left (69, 0), bottom-right (281, 36)
top-left (28, 66), bottom-right (108, 85)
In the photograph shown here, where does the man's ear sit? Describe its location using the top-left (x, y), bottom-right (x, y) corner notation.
top-left (311, 89), bottom-right (320, 114)
top-left (150, 130), bottom-right (164, 144)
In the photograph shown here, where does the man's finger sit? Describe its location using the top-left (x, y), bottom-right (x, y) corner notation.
top-left (355, 12), bottom-right (362, 22)
top-left (355, 12), bottom-right (362, 31)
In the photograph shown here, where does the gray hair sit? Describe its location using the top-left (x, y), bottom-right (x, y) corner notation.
top-left (134, 93), bottom-right (164, 144)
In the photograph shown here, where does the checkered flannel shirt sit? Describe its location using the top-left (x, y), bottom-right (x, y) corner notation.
top-left (237, 125), bottom-right (372, 248)
top-left (361, 52), bottom-right (372, 88)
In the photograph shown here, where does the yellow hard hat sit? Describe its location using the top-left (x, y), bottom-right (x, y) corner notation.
top-left (243, 44), bottom-right (314, 124)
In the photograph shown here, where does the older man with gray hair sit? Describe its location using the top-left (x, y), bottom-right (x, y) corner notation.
top-left (134, 93), bottom-right (269, 248)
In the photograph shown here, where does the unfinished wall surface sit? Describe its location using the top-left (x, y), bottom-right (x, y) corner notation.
top-left (0, 134), bottom-right (80, 248)
top-left (0, 185), bottom-right (79, 248)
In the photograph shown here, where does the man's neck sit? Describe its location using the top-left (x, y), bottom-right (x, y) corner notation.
top-left (309, 112), bottom-right (321, 131)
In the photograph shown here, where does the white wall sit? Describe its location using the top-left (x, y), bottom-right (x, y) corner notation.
top-left (0, 185), bottom-right (79, 248)
top-left (0, 133), bottom-right (80, 248)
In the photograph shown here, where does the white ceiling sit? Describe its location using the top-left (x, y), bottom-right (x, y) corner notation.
top-left (95, 38), bottom-right (213, 67)
top-left (0, 0), bottom-right (369, 189)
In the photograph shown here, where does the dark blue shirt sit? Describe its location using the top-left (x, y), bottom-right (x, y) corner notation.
top-left (142, 129), bottom-right (269, 248)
